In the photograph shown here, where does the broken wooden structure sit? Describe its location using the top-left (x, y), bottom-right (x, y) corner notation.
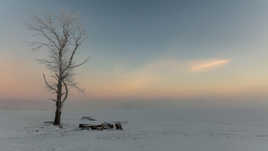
top-left (79, 116), bottom-right (124, 130)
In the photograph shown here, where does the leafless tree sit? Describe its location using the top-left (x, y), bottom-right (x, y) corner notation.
top-left (29, 13), bottom-right (88, 126)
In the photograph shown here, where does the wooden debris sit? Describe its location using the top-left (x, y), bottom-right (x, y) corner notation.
top-left (79, 122), bottom-right (123, 131)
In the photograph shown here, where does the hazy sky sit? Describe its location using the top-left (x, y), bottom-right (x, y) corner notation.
top-left (1, 0), bottom-right (268, 101)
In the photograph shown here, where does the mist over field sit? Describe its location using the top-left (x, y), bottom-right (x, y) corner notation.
top-left (2, 98), bottom-right (268, 151)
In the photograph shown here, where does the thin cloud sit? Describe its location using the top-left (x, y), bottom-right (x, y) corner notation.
top-left (191, 59), bottom-right (230, 72)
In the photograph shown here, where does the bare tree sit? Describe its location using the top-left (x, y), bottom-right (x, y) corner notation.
top-left (29, 13), bottom-right (88, 126)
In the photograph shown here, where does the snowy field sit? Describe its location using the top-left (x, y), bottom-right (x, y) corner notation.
top-left (2, 100), bottom-right (268, 151)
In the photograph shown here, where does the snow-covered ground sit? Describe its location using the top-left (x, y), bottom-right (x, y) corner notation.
top-left (2, 101), bottom-right (268, 151)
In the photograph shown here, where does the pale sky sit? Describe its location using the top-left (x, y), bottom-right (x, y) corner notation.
top-left (0, 0), bottom-right (268, 102)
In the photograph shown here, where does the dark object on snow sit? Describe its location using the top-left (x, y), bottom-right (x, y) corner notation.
top-left (79, 123), bottom-right (115, 130)
top-left (115, 122), bottom-right (123, 130)
top-left (79, 116), bottom-right (125, 130)
top-left (79, 122), bottom-right (123, 130)
top-left (79, 124), bottom-right (104, 130)
top-left (102, 122), bottom-right (114, 129)
top-left (79, 121), bottom-right (123, 131)
top-left (81, 116), bottom-right (97, 121)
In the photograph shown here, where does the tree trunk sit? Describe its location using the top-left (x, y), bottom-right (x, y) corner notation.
top-left (53, 100), bottom-right (62, 126)
top-left (54, 79), bottom-right (62, 126)
top-left (54, 48), bottom-right (63, 126)
top-left (53, 104), bottom-right (61, 126)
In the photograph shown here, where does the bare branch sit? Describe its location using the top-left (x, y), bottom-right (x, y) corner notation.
top-left (42, 73), bottom-right (57, 92)
top-left (69, 56), bottom-right (89, 69)
top-left (62, 80), bottom-right (69, 103)
top-left (65, 43), bottom-right (79, 69)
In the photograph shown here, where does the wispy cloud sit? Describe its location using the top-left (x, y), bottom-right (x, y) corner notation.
top-left (191, 59), bottom-right (230, 72)
top-left (82, 58), bottom-right (234, 99)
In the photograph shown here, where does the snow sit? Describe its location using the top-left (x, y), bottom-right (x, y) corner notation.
top-left (1, 103), bottom-right (268, 151)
